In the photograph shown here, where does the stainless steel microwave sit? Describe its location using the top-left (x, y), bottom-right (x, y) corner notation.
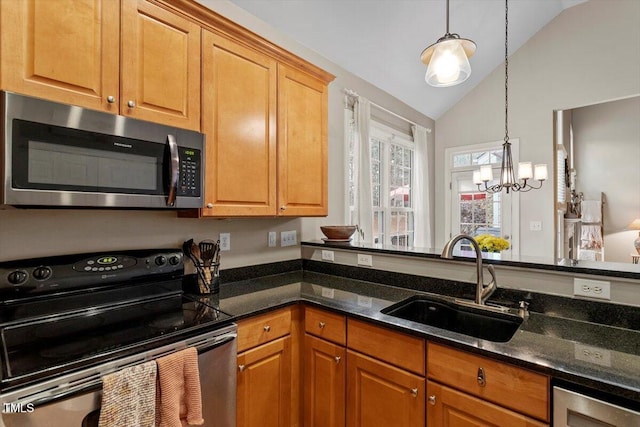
top-left (1, 91), bottom-right (204, 209)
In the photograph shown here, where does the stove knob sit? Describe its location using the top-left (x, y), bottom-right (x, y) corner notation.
top-left (169, 255), bottom-right (181, 266)
top-left (155, 256), bottom-right (167, 266)
top-left (33, 266), bottom-right (52, 281)
top-left (7, 270), bottom-right (28, 285)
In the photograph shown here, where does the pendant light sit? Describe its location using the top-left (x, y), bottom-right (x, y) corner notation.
top-left (421, 0), bottom-right (476, 87)
top-left (474, 0), bottom-right (547, 194)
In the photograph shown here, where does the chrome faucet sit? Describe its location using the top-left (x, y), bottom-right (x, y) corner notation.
top-left (441, 234), bottom-right (497, 305)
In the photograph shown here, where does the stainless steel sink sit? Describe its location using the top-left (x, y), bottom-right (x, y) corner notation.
top-left (381, 295), bottom-right (524, 342)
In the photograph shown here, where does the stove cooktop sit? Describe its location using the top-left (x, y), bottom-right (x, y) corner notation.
top-left (0, 249), bottom-right (233, 392)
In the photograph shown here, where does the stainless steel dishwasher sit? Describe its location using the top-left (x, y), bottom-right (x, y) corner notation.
top-left (554, 386), bottom-right (640, 426)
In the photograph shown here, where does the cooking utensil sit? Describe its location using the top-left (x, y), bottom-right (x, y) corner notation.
top-left (183, 239), bottom-right (209, 293)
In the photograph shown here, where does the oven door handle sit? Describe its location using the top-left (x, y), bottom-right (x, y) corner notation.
top-left (189, 332), bottom-right (237, 354)
top-left (166, 134), bottom-right (180, 207)
top-left (16, 381), bottom-right (102, 408)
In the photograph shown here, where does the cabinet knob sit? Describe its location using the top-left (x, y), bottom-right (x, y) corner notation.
top-left (334, 356), bottom-right (341, 364)
top-left (206, 203), bottom-right (213, 209)
top-left (477, 367), bottom-right (486, 387)
top-left (410, 388), bottom-right (418, 397)
top-left (127, 100), bottom-right (136, 108)
top-left (319, 321), bottom-right (326, 329)
top-left (107, 95), bottom-right (116, 103)
top-left (280, 205), bottom-right (286, 211)
top-left (428, 395), bottom-right (436, 405)
top-left (263, 325), bottom-right (271, 332)
top-left (238, 364), bottom-right (245, 372)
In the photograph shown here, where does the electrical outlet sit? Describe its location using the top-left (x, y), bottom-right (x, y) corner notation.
top-left (529, 221), bottom-right (542, 231)
top-left (574, 343), bottom-right (611, 367)
top-left (219, 233), bottom-right (230, 251)
top-left (357, 253), bottom-right (373, 267)
top-left (321, 250), bottom-right (335, 261)
top-left (321, 287), bottom-right (335, 299)
top-left (573, 278), bottom-right (610, 300)
top-left (268, 232), bottom-right (277, 247)
top-left (281, 230), bottom-right (297, 247)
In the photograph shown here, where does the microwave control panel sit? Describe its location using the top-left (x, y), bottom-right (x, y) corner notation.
top-left (178, 147), bottom-right (201, 197)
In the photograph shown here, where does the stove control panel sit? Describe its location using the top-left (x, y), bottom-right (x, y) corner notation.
top-left (0, 249), bottom-right (184, 296)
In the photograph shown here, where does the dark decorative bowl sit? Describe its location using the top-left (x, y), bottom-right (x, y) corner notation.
top-left (320, 225), bottom-right (357, 240)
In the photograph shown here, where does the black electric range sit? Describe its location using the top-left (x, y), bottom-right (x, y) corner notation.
top-left (0, 249), bottom-right (232, 393)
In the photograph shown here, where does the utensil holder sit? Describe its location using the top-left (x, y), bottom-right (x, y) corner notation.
top-left (195, 262), bottom-right (220, 295)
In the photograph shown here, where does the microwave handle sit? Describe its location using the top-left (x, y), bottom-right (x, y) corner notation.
top-left (166, 134), bottom-right (179, 206)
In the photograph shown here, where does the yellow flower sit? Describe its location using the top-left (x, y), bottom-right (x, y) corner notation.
top-left (474, 234), bottom-right (510, 252)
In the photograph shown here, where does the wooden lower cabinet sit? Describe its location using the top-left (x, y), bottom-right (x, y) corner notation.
top-left (237, 336), bottom-right (292, 427)
top-left (304, 334), bottom-right (346, 427)
top-left (427, 381), bottom-right (548, 427)
top-left (346, 350), bottom-right (425, 427)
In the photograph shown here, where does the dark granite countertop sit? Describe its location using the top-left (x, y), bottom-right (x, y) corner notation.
top-left (195, 270), bottom-right (640, 405)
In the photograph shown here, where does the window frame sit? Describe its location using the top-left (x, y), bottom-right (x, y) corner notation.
top-left (370, 121), bottom-right (416, 247)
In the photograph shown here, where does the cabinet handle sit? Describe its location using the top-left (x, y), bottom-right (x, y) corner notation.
top-left (263, 325), bottom-right (271, 332)
top-left (477, 367), bottom-right (486, 387)
top-left (280, 205), bottom-right (286, 211)
top-left (334, 356), bottom-right (341, 364)
top-left (238, 364), bottom-right (245, 372)
top-left (410, 388), bottom-right (418, 397)
top-left (319, 321), bottom-right (326, 329)
top-left (428, 395), bottom-right (436, 405)
top-left (127, 100), bottom-right (136, 108)
top-left (107, 96), bottom-right (115, 103)
top-left (206, 203), bottom-right (213, 209)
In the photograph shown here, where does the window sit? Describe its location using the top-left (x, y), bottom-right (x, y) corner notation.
top-left (349, 118), bottom-right (416, 247)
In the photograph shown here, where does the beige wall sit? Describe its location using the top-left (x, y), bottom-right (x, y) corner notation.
top-left (0, 0), bottom-right (435, 267)
top-left (434, 0), bottom-right (640, 257)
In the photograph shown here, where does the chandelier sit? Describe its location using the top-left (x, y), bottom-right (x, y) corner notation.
top-left (420, 0), bottom-right (476, 87)
top-left (474, 0), bottom-right (547, 194)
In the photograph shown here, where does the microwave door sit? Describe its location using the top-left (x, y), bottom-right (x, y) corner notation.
top-left (165, 134), bottom-right (179, 207)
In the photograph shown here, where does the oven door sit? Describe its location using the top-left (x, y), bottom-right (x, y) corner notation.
top-left (2, 91), bottom-right (203, 208)
top-left (1, 325), bottom-right (237, 427)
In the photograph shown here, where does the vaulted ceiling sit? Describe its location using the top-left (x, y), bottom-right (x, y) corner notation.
top-left (227, 0), bottom-right (588, 119)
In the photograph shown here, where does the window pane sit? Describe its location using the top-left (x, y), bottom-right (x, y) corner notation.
top-left (453, 153), bottom-right (471, 168)
top-left (373, 210), bottom-right (384, 245)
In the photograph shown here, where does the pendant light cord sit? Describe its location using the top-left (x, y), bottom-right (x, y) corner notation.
top-left (504, 0), bottom-right (509, 143)
top-left (445, 0), bottom-right (450, 34)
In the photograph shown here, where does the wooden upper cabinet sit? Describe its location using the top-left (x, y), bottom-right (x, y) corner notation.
top-left (121, 0), bottom-right (201, 130)
top-left (0, 0), bottom-right (200, 130)
top-left (201, 31), bottom-right (277, 216)
top-left (0, 0), bottom-right (119, 112)
top-left (277, 64), bottom-right (329, 216)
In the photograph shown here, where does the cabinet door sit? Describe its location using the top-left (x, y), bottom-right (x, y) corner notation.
top-left (237, 336), bottom-right (291, 427)
top-left (346, 350), bottom-right (425, 427)
top-left (427, 381), bottom-right (548, 427)
top-left (0, 0), bottom-right (119, 112)
top-left (120, 0), bottom-right (200, 130)
top-left (201, 31), bottom-right (277, 216)
top-left (304, 334), bottom-right (346, 427)
top-left (277, 64), bottom-right (328, 216)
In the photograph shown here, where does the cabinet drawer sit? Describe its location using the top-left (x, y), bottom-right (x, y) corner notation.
top-left (304, 306), bottom-right (346, 345)
top-left (427, 342), bottom-right (549, 422)
top-left (237, 307), bottom-right (292, 353)
top-left (347, 319), bottom-right (425, 375)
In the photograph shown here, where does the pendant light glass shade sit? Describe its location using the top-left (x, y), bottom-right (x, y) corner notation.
top-left (425, 38), bottom-right (472, 86)
top-left (421, 0), bottom-right (476, 88)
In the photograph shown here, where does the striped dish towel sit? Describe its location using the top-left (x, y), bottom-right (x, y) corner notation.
top-left (156, 347), bottom-right (204, 427)
top-left (98, 360), bottom-right (157, 427)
